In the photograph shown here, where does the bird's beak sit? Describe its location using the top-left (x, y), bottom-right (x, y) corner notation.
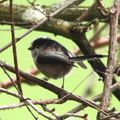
top-left (28, 46), bottom-right (33, 50)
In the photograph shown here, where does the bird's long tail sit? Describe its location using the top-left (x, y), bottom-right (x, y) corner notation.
top-left (70, 55), bottom-right (108, 62)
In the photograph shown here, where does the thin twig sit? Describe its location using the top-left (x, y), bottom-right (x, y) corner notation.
top-left (0, 88), bottom-right (57, 107)
top-left (0, 67), bottom-right (38, 88)
top-left (41, 105), bottom-right (60, 119)
top-left (26, 100), bottom-right (54, 120)
top-left (0, 88), bottom-right (54, 120)
top-left (96, 0), bottom-right (109, 16)
top-left (0, 87), bottom-right (21, 99)
top-left (9, 1), bottom-right (39, 119)
top-left (59, 81), bottom-right (120, 119)
top-left (76, 2), bottom-right (97, 21)
top-left (0, 60), bottom-right (108, 116)
top-left (58, 113), bottom-right (88, 120)
top-left (9, 0), bottom-right (23, 95)
top-left (90, 23), bottom-right (108, 42)
top-left (55, 72), bottom-right (93, 103)
top-left (1, 64), bottom-right (20, 91)
top-left (100, 112), bottom-right (120, 120)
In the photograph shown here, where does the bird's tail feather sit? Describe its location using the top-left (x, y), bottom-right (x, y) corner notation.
top-left (70, 55), bottom-right (107, 62)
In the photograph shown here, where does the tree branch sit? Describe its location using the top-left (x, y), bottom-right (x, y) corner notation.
top-left (0, 60), bottom-right (108, 116)
top-left (99, 0), bottom-right (120, 119)
top-left (58, 81), bottom-right (120, 119)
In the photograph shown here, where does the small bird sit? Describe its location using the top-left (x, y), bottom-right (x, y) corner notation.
top-left (28, 37), bottom-right (107, 87)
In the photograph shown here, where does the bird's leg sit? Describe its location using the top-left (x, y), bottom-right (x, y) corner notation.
top-left (61, 76), bottom-right (65, 89)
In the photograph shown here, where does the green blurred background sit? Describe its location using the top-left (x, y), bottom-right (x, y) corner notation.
top-left (0, 0), bottom-right (119, 120)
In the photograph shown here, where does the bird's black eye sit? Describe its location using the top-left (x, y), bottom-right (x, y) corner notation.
top-left (35, 44), bottom-right (39, 48)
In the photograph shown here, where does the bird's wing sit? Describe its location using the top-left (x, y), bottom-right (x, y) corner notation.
top-left (36, 52), bottom-right (75, 66)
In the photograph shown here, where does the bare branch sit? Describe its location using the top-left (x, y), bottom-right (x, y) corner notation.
top-left (9, 0), bottom-right (23, 96)
top-left (0, 60), bottom-right (108, 116)
top-left (0, 0), bottom-right (84, 53)
top-left (99, 0), bottom-right (120, 119)
top-left (57, 81), bottom-right (120, 119)
top-left (0, 87), bottom-right (55, 119)
top-left (100, 112), bottom-right (120, 120)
